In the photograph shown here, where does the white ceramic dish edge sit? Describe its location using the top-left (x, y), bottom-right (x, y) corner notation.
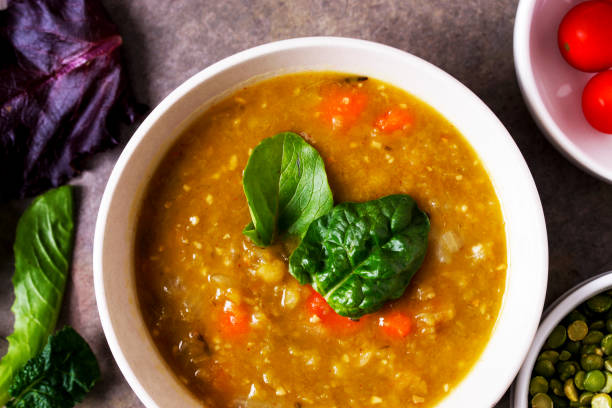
top-left (513, 0), bottom-right (612, 184)
top-left (94, 37), bottom-right (548, 408)
top-left (511, 270), bottom-right (612, 407)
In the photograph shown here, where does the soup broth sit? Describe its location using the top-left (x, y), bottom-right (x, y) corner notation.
top-left (135, 72), bottom-right (506, 407)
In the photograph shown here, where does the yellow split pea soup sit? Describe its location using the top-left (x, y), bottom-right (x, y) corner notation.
top-left (135, 72), bottom-right (507, 407)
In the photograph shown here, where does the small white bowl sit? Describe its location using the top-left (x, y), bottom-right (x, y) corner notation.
top-left (514, 0), bottom-right (612, 184)
top-left (94, 37), bottom-right (548, 408)
top-left (512, 271), bottom-right (612, 407)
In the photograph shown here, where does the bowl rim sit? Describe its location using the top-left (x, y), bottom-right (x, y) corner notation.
top-left (511, 270), bottom-right (612, 407)
top-left (513, 0), bottom-right (612, 184)
top-left (94, 36), bottom-right (548, 408)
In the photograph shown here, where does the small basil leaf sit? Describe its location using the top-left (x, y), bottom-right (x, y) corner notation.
top-left (289, 194), bottom-right (430, 318)
top-left (242, 132), bottom-right (333, 246)
top-left (0, 186), bottom-right (75, 406)
top-left (7, 326), bottom-right (100, 408)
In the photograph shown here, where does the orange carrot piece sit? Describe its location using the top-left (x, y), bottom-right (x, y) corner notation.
top-left (306, 288), bottom-right (367, 332)
top-left (318, 87), bottom-right (368, 130)
top-left (375, 108), bottom-right (413, 132)
top-left (379, 311), bottom-right (413, 338)
top-left (218, 301), bottom-right (250, 338)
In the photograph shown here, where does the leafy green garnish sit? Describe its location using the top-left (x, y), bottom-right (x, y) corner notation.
top-left (0, 186), bottom-right (75, 405)
top-left (289, 195), bottom-right (430, 318)
top-left (242, 132), bottom-right (333, 246)
top-left (242, 133), bottom-right (430, 317)
top-left (6, 326), bottom-right (100, 408)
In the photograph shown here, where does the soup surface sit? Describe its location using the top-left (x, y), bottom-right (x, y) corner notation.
top-left (135, 72), bottom-right (507, 407)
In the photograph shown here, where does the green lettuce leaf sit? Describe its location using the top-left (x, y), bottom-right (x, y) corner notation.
top-left (289, 194), bottom-right (430, 318)
top-left (0, 186), bottom-right (75, 405)
top-left (6, 326), bottom-right (100, 408)
top-left (242, 132), bottom-right (333, 246)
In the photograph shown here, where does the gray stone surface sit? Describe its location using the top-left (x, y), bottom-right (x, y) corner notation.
top-left (1, 0), bottom-right (611, 406)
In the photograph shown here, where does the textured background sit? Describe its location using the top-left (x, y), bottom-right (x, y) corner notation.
top-left (1, 0), bottom-right (612, 406)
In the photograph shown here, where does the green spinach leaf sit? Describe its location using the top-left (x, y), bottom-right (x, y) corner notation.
top-left (6, 326), bottom-right (100, 408)
top-left (289, 194), bottom-right (430, 318)
top-left (243, 132), bottom-right (333, 246)
top-left (0, 186), bottom-right (75, 405)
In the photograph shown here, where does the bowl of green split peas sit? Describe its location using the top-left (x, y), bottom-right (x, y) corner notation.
top-left (513, 271), bottom-right (612, 408)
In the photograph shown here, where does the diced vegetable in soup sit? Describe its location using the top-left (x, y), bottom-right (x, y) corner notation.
top-left (135, 72), bottom-right (507, 407)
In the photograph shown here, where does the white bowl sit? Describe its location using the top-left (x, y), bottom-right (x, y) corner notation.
top-left (511, 271), bottom-right (612, 407)
top-left (514, 0), bottom-right (612, 184)
top-left (94, 37), bottom-right (548, 408)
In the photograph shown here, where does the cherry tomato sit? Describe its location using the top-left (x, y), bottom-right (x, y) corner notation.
top-left (558, 0), bottom-right (612, 72)
top-left (582, 70), bottom-right (612, 134)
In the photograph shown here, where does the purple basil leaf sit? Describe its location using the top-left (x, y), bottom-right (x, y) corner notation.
top-left (0, 0), bottom-right (144, 202)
